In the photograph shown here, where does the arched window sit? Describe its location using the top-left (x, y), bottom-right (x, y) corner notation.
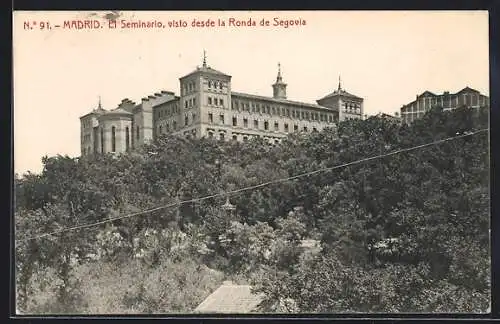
top-left (185, 114), bottom-right (189, 126)
top-left (159, 125), bottom-right (162, 134)
top-left (125, 127), bottom-right (130, 152)
top-left (208, 80), bottom-right (212, 88)
top-left (136, 126), bottom-right (140, 140)
top-left (111, 126), bottom-right (116, 152)
top-left (100, 128), bottom-right (104, 153)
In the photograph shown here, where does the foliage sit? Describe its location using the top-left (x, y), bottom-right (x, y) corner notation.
top-left (15, 106), bottom-right (490, 313)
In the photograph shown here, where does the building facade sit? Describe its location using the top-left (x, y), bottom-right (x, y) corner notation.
top-left (80, 55), bottom-right (364, 155)
top-left (400, 87), bottom-right (489, 124)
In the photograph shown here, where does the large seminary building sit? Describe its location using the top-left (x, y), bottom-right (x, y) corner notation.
top-left (80, 54), bottom-right (364, 155)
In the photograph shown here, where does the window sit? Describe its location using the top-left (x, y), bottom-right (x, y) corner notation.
top-left (220, 133), bottom-right (225, 141)
top-left (208, 97), bottom-right (212, 105)
top-left (220, 114), bottom-right (224, 124)
top-left (274, 122), bottom-right (279, 131)
top-left (328, 115), bottom-right (333, 123)
top-left (111, 126), bottom-right (116, 152)
top-left (275, 139), bottom-right (279, 144)
top-left (208, 132), bottom-right (213, 138)
top-left (252, 104), bottom-right (256, 113)
top-left (243, 136), bottom-right (248, 142)
top-left (473, 95), bottom-right (478, 106)
top-left (294, 124), bottom-right (298, 132)
top-left (193, 98), bottom-right (196, 106)
top-left (192, 113), bottom-right (196, 121)
top-left (125, 127), bottom-right (130, 151)
top-left (243, 118), bottom-right (248, 128)
top-left (136, 126), bottom-right (140, 140)
top-left (303, 126), bottom-right (308, 132)
top-left (284, 123), bottom-right (289, 132)
top-left (173, 121), bottom-right (177, 130)
top-left (220, 99), bottom-right (224, 107)
top-left (264, 121), bottom-right (269, 130)
top-left (272, 107), bottom-right (276, 115)
top-left (254, 120), bottom-right (259, 128)
top-left (159, 125), bottom-right (162, 134)
top-left (233, 135), bottom-right (237, 141)
top-left (166, 122), bottom-right (170, 131)
top-left (185, 101), bottom-right (188, 109)
top-left (101, 128), bottom-right (104, 153)
top-left (233, 116), bottom-right (237, 126)
top-left (208, 81), bottom-right (212, 88)
top-left (219, 82), bottom-right (223, 90)
top-left (214, 98), bottom-right (218, 106)
top-left (208, 113), bottom-right (213, 123)
top-left (256, 104), bottom-right (260, 113)
top-left (185, 114), bottom-right (189, 126)
top-left (313, 127), bottom-right (318, 132)
top-left (266, 106), bottom-right (270, 114)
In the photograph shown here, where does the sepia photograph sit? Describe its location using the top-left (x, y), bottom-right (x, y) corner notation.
top-left (13, 10), bottom-right (490, 315)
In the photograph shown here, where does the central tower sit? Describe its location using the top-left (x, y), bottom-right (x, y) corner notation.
top-left (179, 50), bottom-right (232, 139)
top-left (272, 62), bottom-right (287, 99)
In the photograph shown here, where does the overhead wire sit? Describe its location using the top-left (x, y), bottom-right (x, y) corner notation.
top-left (17, 128), bottom-right (488, 242)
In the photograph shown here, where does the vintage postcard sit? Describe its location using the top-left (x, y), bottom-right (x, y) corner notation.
top-left (13, 10), bottom-right (490, 315)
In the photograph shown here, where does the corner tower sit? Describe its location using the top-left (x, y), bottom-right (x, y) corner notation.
top-left (179, 50), bottom-right (232, 139)
top-left (272, 63), bottom-right (287, 99)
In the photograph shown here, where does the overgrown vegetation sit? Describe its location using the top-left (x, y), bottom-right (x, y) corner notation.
top-left (15, 106), bottom-right (490, 314)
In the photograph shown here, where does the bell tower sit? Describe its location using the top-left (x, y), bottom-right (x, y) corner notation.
top-left (272, 62), bottom-right (287, 99)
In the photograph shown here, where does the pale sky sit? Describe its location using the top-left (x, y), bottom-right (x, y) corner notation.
top-left (13, 11), bottom-right (489, 175)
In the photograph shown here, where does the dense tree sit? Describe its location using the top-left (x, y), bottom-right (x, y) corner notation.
top-left (15, 105), bottom-right (489, 313)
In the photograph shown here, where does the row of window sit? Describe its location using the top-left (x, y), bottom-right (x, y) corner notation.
top-left (181, 81), bottom-right (197, 95)
top-left (207, 113), bottom-right (317, 132)
top-left (343, 106), bottom-right (361, 114)
top-left (95, 126), bottom-right (132, 153)
top-left (208, 96), bottom-right (225, 107)
top-left (156, 104), bottom-right (180, 119)
top-left (208, 80), bottom-right (225, 90)
top-left (207, 131), bottom-right (282, 144)
top-left (343, 102), bottom-right (361, 110)
top-left (158, 120), bottom-right (178, 134)
top-left (82, 120), bottom-right (92, 129)
top-left (231, 99), bottom-right (335, 122)
top-left (185, 97), bottom-right (197, 109)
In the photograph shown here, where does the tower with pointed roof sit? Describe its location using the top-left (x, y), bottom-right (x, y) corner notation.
top-left (272, 63), bottom-right (287, 99)
top-left (316, 75), bottom-right (364, 122)
top-left (178, 50), bottom-right (233, 139)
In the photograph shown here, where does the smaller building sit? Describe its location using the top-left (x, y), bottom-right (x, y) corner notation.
top-left (400, 86), bottom-right (489, 124)
top-left (194, 281), bottom-right (264, 313)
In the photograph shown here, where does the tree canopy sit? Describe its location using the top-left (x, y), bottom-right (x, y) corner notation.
top-left (15, 106), bottom-right (490, 314)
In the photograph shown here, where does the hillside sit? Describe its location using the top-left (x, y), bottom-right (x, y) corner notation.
top-left (15, 106), bottom-right (490, 314)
